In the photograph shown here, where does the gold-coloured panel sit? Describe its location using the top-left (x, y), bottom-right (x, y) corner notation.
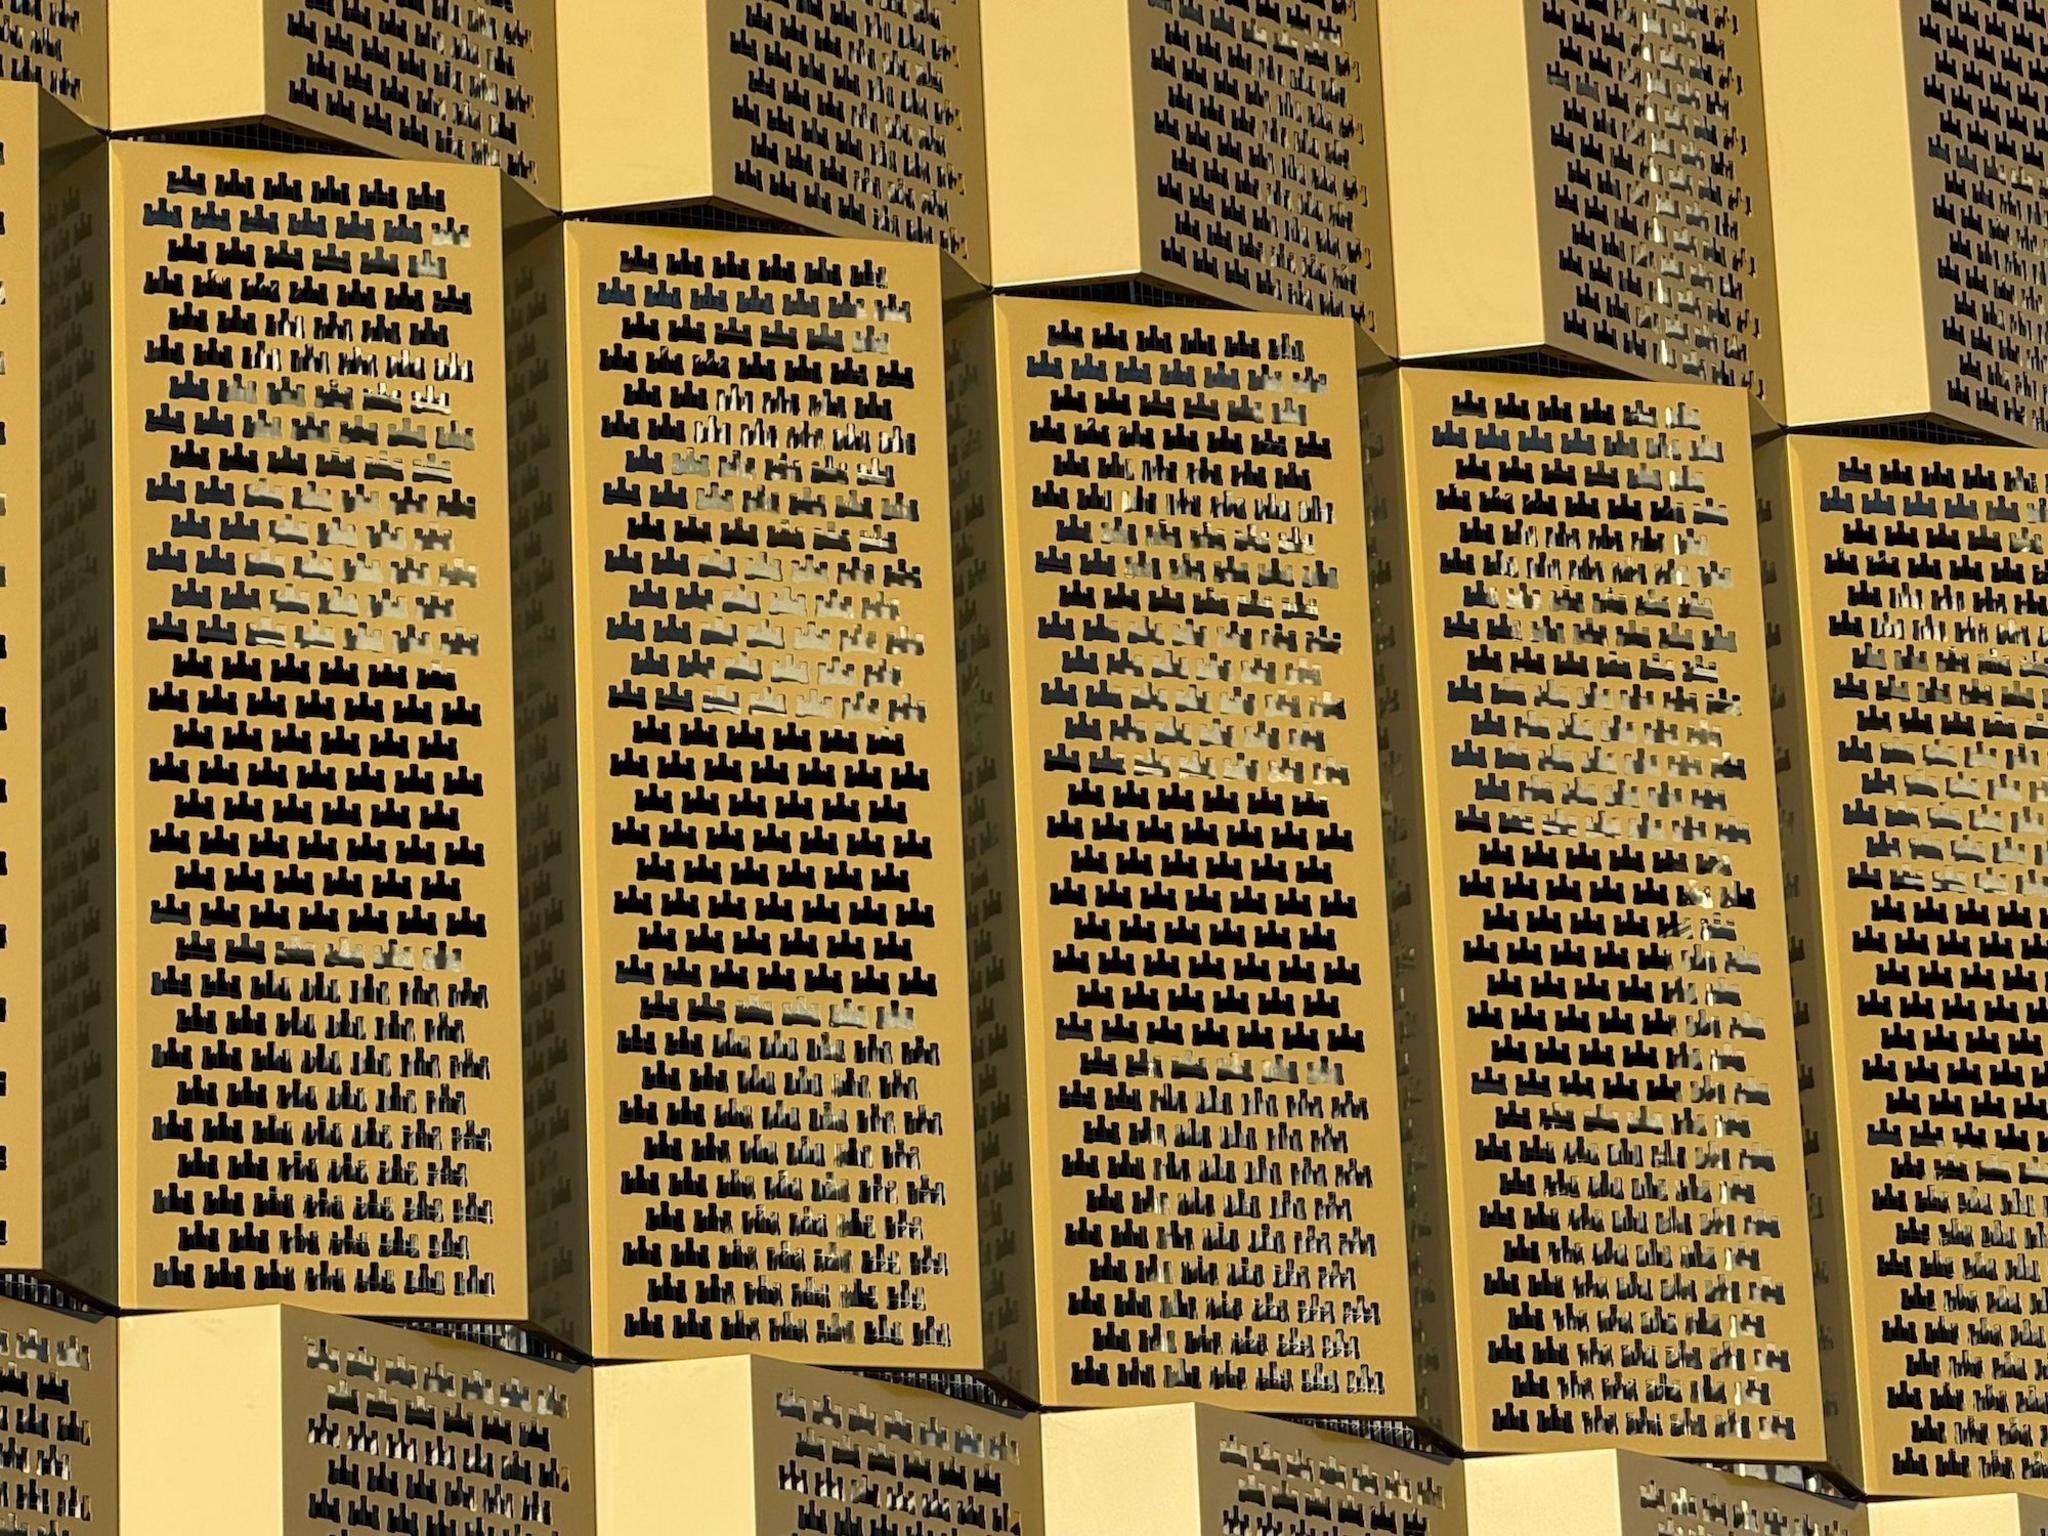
top-left (1377, 0), bottom-right (1779, 409)
top-left (39, 116), bottom-right (116, 1307)
top-left (1041, 1403), bottom-right (1462, 1536)
top-left (0, 1294), bottom-right (116, 1534)
top-left (1757, 5), bottom-right (2048, 444)
top-left (555, 0), bottom-right (987, 290)
top-left (280, 1313), bottom-right (587, 1535)
top-left (1525, 0), bottom-right (1779, 407)
top-left (1902, 2), bottom-right (2048, 445)
top-left (107, 141), bottom-right (528, 1316)
top-left (984, 1), bottom-right (1390, 351)
top-left (1869, 1495), bottom-right (2048, 1536)
top-left (596, 1356), bottom-right (1038, 1535)
top-left (0, 1), bottom-right (101, 127)
top-left (1763, 435), bottom-right (2048, 1495)
top-left (526, 224), bottom-right (980, 1364)
top-left (107, 2), bottom-right (558, 207)
top-left (960, 295), bottom-right (1410, 1411)
top-left (1372, 369), bottom-right (1821, 1454)
top-left (121, 1305), bottom-right (593, 1536)
top-left (1467, 1449), bottom-right (1862, 1536)
top-left (0, 84), bottom-right (44, 1274)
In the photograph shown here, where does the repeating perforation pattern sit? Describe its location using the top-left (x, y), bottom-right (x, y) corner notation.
top-left (575, 229), bottom-right (978, 1361)
top-left (1624, 1466), bottom-right (1857, 1536)
top-left (755, 1370), bottom-right (1034, 1536)
top-left (292, 1320), bottom-right (580, 1536)
top-left (0, 1305), bottom-right (110, 1535)
top-left (121, 145), bottom-right (524, 1312)
top-left (1907, 0), bottom-right (2048, 442)
top-left (279, 1), bottom-right (552, 196)
top-left (1000, 299), bottom-right (1406, 1407)
top-left (1131, 0), bottom-right (1377, 327)
top-left (1787, 444), bottom-right (2048, 1490)
top-left (1530, 0), bottom-right (1774, 401)
top-left (1205, 1419), bottom-right (1455, 1536)
top-left (1400, 377), bottom-right (1816, 1450)
top-left (0, 0), bottom-right (93, 116)
top-left (721, 0), bottom-right (985, 279)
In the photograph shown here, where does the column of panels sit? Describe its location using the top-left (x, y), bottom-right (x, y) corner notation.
top-left (108, 141), bottom-right (527, 1316)
top-left (596, 1355), bottom-right (1037, 1535)
top-left (528, 224), bottom-right (980, 1365)
top-left (1764, 436), bottom-right (2048, 1496)
top-left (1372, 370), bottom-right (1820, 1455)
top-left (961, 295), bottom-right (1410, 1411)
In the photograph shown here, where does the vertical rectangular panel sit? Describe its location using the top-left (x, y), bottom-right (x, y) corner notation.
top-left (1901, 4), bottom-right (2048, 444)
top-left (1377, 369), bottom-right (1821, 1454)
top-left (1041, 1403), bottom-right (1463, 1536)
top-left (984, 3), bottom-right (1390, 355)
top-left (1522, 0), bottom-right (1781, 411)
top-left (549, 224), bottom-right (980, 1364)
top-left (40, 128), bottom-right (116, 1306)
top-left (1466, 1449), bottom-right (1863, 1536)
top-left (109, 142), bottom-right (527, 1316)
top-left (1125, 0), bottom-right (1388, 338)
top-left (0, 3), bottom-right (101, 126)
top-left (595, 1355), bottom-right (1038, 1536)
top-left (703, 0), bottom-right (988, 290)
top-left (0, 84), bottom-right (42, 1270)
top-left (262, 0), bottom-right (559, 207)
top-left (0, 1296), bottom-right (117, 1535)
top-left (1768, 435), bottom-right (2048, 1495)
top-left (123, 1306), bottom-right (592, 1536)
top-left (276, 1310), bottom-right (592, 1536)
top-left (973, 295), bottom-right (1410, 1411)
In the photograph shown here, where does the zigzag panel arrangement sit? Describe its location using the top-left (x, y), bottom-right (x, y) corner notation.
top-left (1764, 436), bottom-right (2048, 1497)
top-left (956, 294), bottom-right (1409, 1411)
top-left (95, 140), bottom-right (529, 1317)
top-left (1371, 370), bottom-right (1821, 1455)
top-left (518, 223), bottom-right (980, 1365)
top-left (16, 0), bottom-right (2048, 1526)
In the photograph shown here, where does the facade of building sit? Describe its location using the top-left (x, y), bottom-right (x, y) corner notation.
top-left (9, 0), bottom-right (2048, 1527)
